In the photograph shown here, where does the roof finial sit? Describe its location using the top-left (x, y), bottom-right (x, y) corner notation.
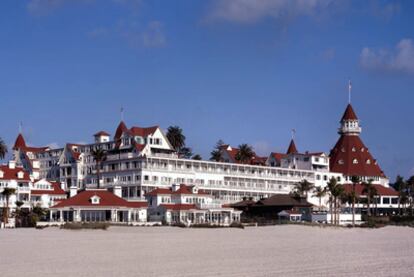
top-left (19, 121), bottom-right (23, 134)
top-left (291, 128), bottom-right (296, 140)
top-left (348, 79), bottom-right (352, 104)
top-left (120, 106), bottom-right (124, 121)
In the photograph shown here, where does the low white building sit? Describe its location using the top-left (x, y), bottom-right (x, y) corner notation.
top-left (145, 184), bottom-right (241, 225)
top-left (49, 187), bottom-right (147, 223)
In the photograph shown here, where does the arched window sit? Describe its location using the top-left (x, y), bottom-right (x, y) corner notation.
top-left (366, 159), bottom-right (371, 164)
top-left (353, 159), bottom-right (358, 164)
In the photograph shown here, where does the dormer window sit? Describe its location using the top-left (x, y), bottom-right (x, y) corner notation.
top-left (338, 160), bottom-right (344, 165)
top-left (353, 159), bottom-right (358, 164)
top-left (0, 170), bottom-right (3, 178)
top-left (90, 195), bottom-right (101, 205)
top-left (352, 147), bottom-right (356, 152)
top-left (341, 148), bottom-right (345, 153)
top-left (361, 147), bottom-right (365, 152)
top-left (17, 171), bottom-right (24, 179)
top-left (366, 159), bottom-right (371, 164)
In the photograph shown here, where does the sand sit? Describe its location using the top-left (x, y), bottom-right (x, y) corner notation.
top-left (1, 225), bottom-right (414, 277)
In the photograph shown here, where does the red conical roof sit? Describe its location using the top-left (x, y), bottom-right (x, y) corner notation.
top-left (114, 121), bottom-right (128, 140)
top-left (341, 104), bottom-right (358, 121)
top-left (286, 139), bottom-right (298, 154)
top-left (329, 135), bottom-right (385, 177)
top-left (13, 133), bottom-right (26, 150)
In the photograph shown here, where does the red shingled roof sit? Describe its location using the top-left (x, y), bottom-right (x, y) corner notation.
top-left (114, 121), bottom-right (128, 141)
top-left (31, 181), bottom-right (66, 196)
top-left (286, 139), bottom-right (298, 154)
top-left (13, 134), bottom-right (26, 149)
top-left (51, 190), bottom-right (147, 208)
top-left (160, 204), bottom-right (198, 211)
top-left (0, 165), bottom-right (31, 181)
top-left (146, 185), bottom-right (209, 196)
top-left (341, 104), bottom-right (358, 121)
top-left (343, 184), bottom-right (398, 196)
top-left (330, 134), bottom-right (385, 177)
top-left (13, 133), bottom-right (49, 153)
top-left (129, 126), bottom-right (158, 137)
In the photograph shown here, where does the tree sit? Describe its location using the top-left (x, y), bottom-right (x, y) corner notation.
top-left (393, 175), bottom-right (407, 216)
top-left (210, 139), bottom-right (225, 162)
top-left (407, 176), bottom-right (414, 216)
top-left (166, 126), bottom-right (186, 153)
top-left (179, 147), bottom-right (193, 159)
top-left (326, 177), bottom-right (344, 225)
top-left (350, 176), bottom-right (360, 227)
top-left (0, 137), bottom-right (7, 160)
top-left (293, 179), bottom-right (315, 199)
top-left (362, 179), bottom-right (375, 216)
top-left (192, 154), bottom-right (202, 160)
top-left (235, 144), bottom-right (254, 164)
top-left (313, 186), bottom-right (327, 211)
top-left (2, 187), bottom-right (16, 225)
top-left (14, 201), bottom-right (24, 227)
top-left (91, 148), bottom-right (107, 189)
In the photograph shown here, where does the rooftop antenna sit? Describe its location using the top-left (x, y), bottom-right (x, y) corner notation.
top-left (348, 79), bottom-right (352, 104)
top-left (291, 128), bottom-right (296, 140)
top-left (19, 121), bottom-right (23, 134)
top-left (120, 106), bottom-right (124, 121)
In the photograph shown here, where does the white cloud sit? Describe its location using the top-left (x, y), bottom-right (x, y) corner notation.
top-left (360, 38), bottom-right (414, 74)
top-left (205, 0), bottom-right (338, 24)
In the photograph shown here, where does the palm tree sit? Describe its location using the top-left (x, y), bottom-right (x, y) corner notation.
top-left (326, 177), bottom-right (344, 225)
top-left (166, 126), bottom-right (186, 153)
top-left (179, 147), bottom-right (193, 159)
top-left (393, 175), bottom-right (407, 216)
top-left (235, 144), bottom-right (254, 164)
top-left (210, 139), bottom-right (224, 162)
top-left (407, 176), bottom-right (414, 216)
top-left (2, 187), bottom-right (16, 225)
top-left (14, 201), bottom-right (24, 227)
top-left (192, 154), bottom-right (202, 160)
top-left (91, 148), bottom-right (107, 189)
top-left (362, 179), bottom-right (374, 216)
top-left (293, 179), bottom-right (315, 199)
top-left (0, 137), bottom-right (7, 160)
top-left (313, 186), bottom-right (327, 211)
top-left (350, 176), bottom-right (360, 227)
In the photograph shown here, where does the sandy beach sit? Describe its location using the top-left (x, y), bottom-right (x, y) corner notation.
top-left (1, 225), bottom-right (413, 277)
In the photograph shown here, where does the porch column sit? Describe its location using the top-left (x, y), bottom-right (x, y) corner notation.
top-left (59, 210), bottom-right (63, 222)
top-left (49, 210), bottom-right (53, 222)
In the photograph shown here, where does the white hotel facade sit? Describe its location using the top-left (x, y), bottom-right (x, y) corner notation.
top-left (11, 103), bottom-right (390, 206)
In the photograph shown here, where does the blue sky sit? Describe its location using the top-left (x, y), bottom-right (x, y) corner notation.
top-left (0, 0), bottom-right (413, 181)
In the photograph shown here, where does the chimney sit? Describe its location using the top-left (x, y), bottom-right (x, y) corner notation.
top-left (8, 160), bottom-right (16, 169)
top-left (60, 181), bottom-right (66, 191)
top-left (70, 186), bottom-right (78, 198)
top-left (113, 185), bottom-right (122, 198)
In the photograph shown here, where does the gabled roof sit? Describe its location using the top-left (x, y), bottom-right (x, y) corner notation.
top-left (269, 152), bottom-right (285, 162)
top-left (129, 126), bottom-right (158, 137)
top-left (31, 181), bottom-right (66, 196)
top-left (286, 139), bottom-right (298, 154)
top-left (341, 104), bottom-right (358, 121)
top-left (13, 133), bottom-right (49, 153)
top-left (114, 121), bottom-right (128, 140)
top-left (0, 165), bottom-right (31, 181)
top-left (342, 183), bottom-right (398, 196)
top-left (51, 190), bottom-right (147, 209)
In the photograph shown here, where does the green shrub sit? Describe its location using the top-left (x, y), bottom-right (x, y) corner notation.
top-left (61, 222), bottom-right (109, 230)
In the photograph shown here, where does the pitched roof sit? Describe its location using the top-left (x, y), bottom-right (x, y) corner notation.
top-left (129, 126), bottom-right (158, 137)
top-left (0, 165), bottom-right (31, 181)
top-left (160, 204), bottom-right (198, 211)
top-left (114, 121), bottom-right (128, 140)
top-left (329, 135), bottom-right (385, 177)
top-left (341, 104), bottom-right (358, 121)
top-left (256, 194), bottom-right (312, 207)
top-left (286, 139), bottom-right (298, 154)
top-left (342, 183), bottom-right (398, 196)
top-left (270, 152), bottom-right (285, 162)
top-left (13, 133), bottom-right (26, 149)
top-left (94, 131), bottom-right (110, 137)
top-left (31, 181), bottom-right (66, 196)
top-left (145, 184), bottom-right (209, 196)
top-left (51, 190), bottom-right (147, 209)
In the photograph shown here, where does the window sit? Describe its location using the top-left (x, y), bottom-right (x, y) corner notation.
top-left (338, 160), bottom-right (344, 165)
top-left (353, 159), bottom-right (358, 164)
top-left (352, 147), bottom-right (356, 152)
top-left (382, 197), bottom-right (390, 204)
top-left (391, 198), bottom-right (398, 204)
top-left (366, 159), bottom-right (371, 164)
